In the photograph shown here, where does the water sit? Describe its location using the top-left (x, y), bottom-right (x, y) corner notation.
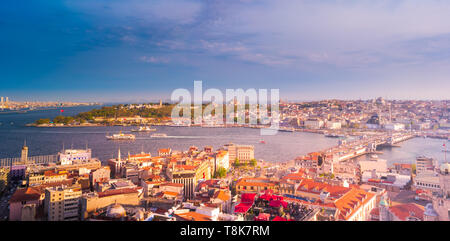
top-left (0, 106), bottom-right (447, 165)
top-left (355, 137), bottom-right (448, 165)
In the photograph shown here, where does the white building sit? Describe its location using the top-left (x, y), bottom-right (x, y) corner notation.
top-left (414, 174), bottom-right (441, 191)
top-left (304, 118), bottom-right (324, 129)
top-left (326, 121), bottom-right (341, 129)
top-left (59, 149), bottom-right (92, 165)
top-left (384, 123), bottom-right (405, 131)
top-left (359, 157), bottom-right (388, 173)
top-left (214, 150), bottom-right (230, 171)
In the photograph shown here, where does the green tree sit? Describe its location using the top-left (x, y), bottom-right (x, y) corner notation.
top-left (53, 115), bottom-right (66, 124)
top-left (35, 118), bottom-right (50, 125)
top-left (215, 167), bottom-right (227, 178)
top-left (249, 159), bottom-right (257, 167)
top-left (234, 158), bottom-right (240, 167)
top-left (63, 116), bottom-right (74, 125)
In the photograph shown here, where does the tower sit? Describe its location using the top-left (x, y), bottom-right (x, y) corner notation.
top-left (159, 99), bottom-right (162, 107)
top-left (21, 140), bottom-right (28, 164)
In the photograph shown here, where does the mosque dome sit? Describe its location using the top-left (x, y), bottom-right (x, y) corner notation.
top-left (106, 204), bottom-right (126, 218)
top-left (424, 203), bottom-right (438, 217)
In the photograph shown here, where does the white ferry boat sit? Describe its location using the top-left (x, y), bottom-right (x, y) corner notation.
top-left (106, 131), bottom-right (136, 140)
top-left (151, 133), bottom-right (168, 138)
top-left (325, 132), bottom-right (347, 138)
top-left (131, 126), bottom-right (157, 132)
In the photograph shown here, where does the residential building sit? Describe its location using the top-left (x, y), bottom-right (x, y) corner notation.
top-left (44, 184), bottom-right (82, 221)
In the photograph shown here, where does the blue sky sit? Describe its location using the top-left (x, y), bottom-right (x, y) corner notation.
top-left (1, 0), bottom-right (450, 102)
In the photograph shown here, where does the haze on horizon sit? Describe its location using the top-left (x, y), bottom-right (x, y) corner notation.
top-left (1, 0), bottom-right (450, 102)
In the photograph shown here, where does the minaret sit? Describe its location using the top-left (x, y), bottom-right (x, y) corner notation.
top-left (159, 99), bottom-right (162, 107)
top-left (21, 140), bottom-right (28, 165)
top-left (116, 147), bottom-right (122, 178)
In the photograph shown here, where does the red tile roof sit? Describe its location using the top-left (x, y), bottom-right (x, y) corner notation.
top-left (389, 203), bottom-right (424, 221)
top-left (10, 187), bottom-right (41, 203)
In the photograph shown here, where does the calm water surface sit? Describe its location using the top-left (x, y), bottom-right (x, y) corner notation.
top-left (0, 106), bottom-right (447, 165)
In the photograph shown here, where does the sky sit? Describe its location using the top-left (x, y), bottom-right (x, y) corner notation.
top-left (1, 0), bottom-right (450, 102)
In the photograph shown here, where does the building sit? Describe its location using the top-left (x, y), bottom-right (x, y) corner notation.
top-left (384, 123), bottom-right (405, 131)
top-left (0, 168), bottom-right (9, 193)
top-left (80, 188), bottom-right (140, 219)
top-left (59, 149), bottom-right (92, 165)
top-left (282, 178), bottom-right (377, 221)
top-left (107, 149), bottom-right (124, 178)
top-left (10, 165), bottom-right (26, 180)
top-left (326, 121), bottom-right (341, 129)
top-left (44, 184), bottom-right (82, 221)
top-left (414, 174), bottom-right (441, 192)
top-left (235, 178), bottom-right (279, 194)
top-left (213, 150), bottom-right (230, 173)
top-left (90, 166), bottom-right (111, 185)
top-left (379, 198), bottom-right (425, 221)
top-left (9, 187), bottom-right (44, 221)
top-left (158, 148), bottom-right (172, 157)
top-left (225, 144), bottom-right (254, 163)
top-left (304, 118), bottom-right (324, 129)
top-left (359, 157), bottom-right (387, 173)
top-left (167, 161), bottom-right (211, 199)
top-left (416, 156), bottom-right (436, 175)
top-left (43, 170), bottom-right (68, 184)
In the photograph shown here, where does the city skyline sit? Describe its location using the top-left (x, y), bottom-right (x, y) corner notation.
top-left (2, 0), bottom-right (450, 101)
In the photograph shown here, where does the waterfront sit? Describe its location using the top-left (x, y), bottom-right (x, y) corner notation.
top-left (0, 106), bottom-right (338, 163)
top-left (0, 106), bottom-right (447, 165)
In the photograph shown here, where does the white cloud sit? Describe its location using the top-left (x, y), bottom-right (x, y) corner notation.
top-left (139, 56), bottom-right (169, 64)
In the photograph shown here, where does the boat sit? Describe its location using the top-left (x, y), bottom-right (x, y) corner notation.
top-left (106, 131), bottom-right (135, 140)
top-left (279, 127), bottom-right (295, 132)
top-left (151, 133), bottom-right (168, 138)
top-left (131, 126), bottom-right (157, 132)
top-left (259, 140), bottom-right (266, 144)
top-left (325, 132), bottom-right (346, 138)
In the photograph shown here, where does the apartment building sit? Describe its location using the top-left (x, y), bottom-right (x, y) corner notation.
top-left (45, 185), bottom-right (82, 221)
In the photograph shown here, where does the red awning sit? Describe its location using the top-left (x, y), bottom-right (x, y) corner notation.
top-left (254, 213), bottom-right (270, 221)
top-left (234, 203), bottom-right (252, 214)
top-left (241, 193), bottom-right (257, 204)
top-left (269, 200), bottom-right (288, 208)
top-left (272, 216), bottom-right (287, 221)
top-left (259, 193), bottom-right (273, 201)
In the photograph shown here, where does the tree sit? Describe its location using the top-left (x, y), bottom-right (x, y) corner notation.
top-left (234, 158), bottom-right (240, 167)
top-left (249, 159), bottom-right (257, 167)
top-left (35, 118), bottom-right (50, 125)
top-left (215, 167), bottom-right (227, 178)
top-left (53, 115), bottom-right (66, 124)
top-left (63, 116), bottom-right (74, 125)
